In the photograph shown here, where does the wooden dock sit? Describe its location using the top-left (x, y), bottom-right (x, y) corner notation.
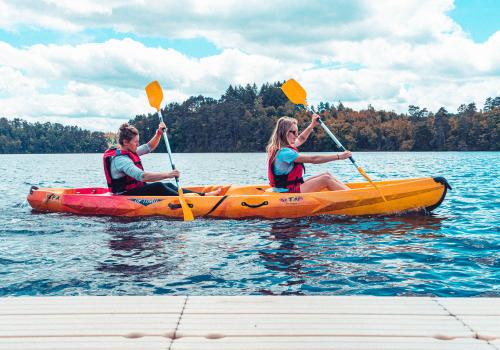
top-left (0, 296), bottom-right (498, 349)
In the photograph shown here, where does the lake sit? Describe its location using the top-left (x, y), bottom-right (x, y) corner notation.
top-left (0, 152), bottom-right (498, 296)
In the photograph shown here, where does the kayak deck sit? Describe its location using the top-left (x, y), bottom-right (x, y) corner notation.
top-left (27, 177), bottom-right (451, 219)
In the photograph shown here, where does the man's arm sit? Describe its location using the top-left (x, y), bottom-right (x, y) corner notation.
top-left (142, 170), bottom-right (179, 182)
top-left (147, 130), bottom-right (162, 152)
top-left (114, 156), bottom-right (179, 182)
top-left (147, 122), bottom-right (167, 152)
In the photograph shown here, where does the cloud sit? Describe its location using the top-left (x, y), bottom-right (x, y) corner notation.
top-left (0, 40), bottom-right (306, 130)
top-left (0, 80), bottom-right (144, 118)
top-left (0, 0), bottom-right (499, 131)
top-left (0, 39), bottom-right (304, 90)
top-left (0, 66), bottom-right (47, 95)
top-left (0, 1), bottom-right (463, 51)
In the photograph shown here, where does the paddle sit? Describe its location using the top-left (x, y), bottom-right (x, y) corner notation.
top-left (145, 80), bottom-right (195, 221)
top-left (281, 79), bottom-right (387, 202)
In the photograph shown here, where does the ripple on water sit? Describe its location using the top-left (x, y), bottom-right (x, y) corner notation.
top-left (0, 152), bottom-right (499, 296)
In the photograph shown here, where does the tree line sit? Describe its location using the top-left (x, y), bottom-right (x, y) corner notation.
top-left (1, 82), bottom-right (499, 153)
top-left (131, 82), bottom-right (499, 152)
top-left (0, 118), bottom-right (108, 153)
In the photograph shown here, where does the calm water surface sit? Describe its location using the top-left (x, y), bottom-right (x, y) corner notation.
top-left (0, 152), bottom-right (498, 296)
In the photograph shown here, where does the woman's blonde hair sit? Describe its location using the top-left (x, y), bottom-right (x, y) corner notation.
top-left (266, 117), bottom-right (297, 161)
top-left (118, 123), bottom-right (139, 146)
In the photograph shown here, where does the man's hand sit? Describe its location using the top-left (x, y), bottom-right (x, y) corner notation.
top-left (156, 122), bottom-right (167, 135)
top-left (168, 169), bottom-right (180, 178)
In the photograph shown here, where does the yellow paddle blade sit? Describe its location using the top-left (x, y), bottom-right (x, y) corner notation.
top-left (177, 188), bottom-right (194, 221)
top-left (281, 79), bottom-right (308, 106)
top-left (145, 81), bottom-right (163, 111)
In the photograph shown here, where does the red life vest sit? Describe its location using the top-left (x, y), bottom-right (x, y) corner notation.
top-left (268, 146), bottom-right (305, 193)
top-left (103, 147), bottom-right (145, 193)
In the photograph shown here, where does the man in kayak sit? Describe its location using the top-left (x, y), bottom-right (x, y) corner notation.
top-left (104, 122), bottom-right (221, 196)
top-left (266, 114), bottom-right (352, 193)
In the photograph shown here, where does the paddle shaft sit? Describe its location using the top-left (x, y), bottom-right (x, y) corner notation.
top-left (156, 110), bottom-right (180, 187)
top-left (317, 118), bottom-right (359, 167)
top-left (308, 105), bottom-right (359, 167)
top-left (312, 110), bottom-right (387, 201)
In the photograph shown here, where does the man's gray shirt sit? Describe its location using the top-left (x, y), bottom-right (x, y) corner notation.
top-left (110, 144), bottom-right (151, 181)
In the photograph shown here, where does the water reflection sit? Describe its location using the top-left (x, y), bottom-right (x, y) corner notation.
top-left (258, 220), bottom-right (329, 295)
top-left (313, 213), bottom-right (447, 237)
top-left (256, 214), bottom-right (449, 295)
top-left (96, 219), bottom-right (180, 280)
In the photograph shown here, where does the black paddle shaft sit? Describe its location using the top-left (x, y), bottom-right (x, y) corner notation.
top-left (317, 118), bottom-right (357, 166)
top-left (157, 112), bottom-right (180, 186)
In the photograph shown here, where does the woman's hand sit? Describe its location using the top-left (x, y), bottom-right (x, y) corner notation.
top-left (156, 122), bottom-right (167, 135)
top-left (168, 169), bottom-right (180, 178)
top-left (311, 113), bottom-right (320, 127)
top-left (338, 150), bottom-right (352, 160)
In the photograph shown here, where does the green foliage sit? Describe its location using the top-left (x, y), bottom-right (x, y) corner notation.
top-left (1, 82), bottom-right (499, 153)
top-left (0, 118), bottom-right (108, 153)
top-left (130, 83), bottom-right (499, 152)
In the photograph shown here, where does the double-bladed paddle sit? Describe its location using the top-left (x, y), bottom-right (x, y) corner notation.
top-left (145, 80), bottom-right (195, 221)
top-left (281, 79), bottom-right (387, 202)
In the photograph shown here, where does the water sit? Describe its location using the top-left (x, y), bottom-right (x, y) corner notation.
top-left (0, 152), bottom-right (498, 296)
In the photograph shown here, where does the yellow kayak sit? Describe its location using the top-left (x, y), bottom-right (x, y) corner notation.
top-left (27, 177), bottom-right (450, 219)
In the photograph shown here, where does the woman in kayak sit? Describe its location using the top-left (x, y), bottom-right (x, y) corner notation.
top-left (266, 114), bottom-right (351, 193)
top-left (103, 122), bottom-right (221, 196)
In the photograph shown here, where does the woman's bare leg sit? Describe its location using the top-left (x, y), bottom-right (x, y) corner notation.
top-left (204, 187), bottom-right (223, 196)
top-left (304, 172), bottom-right (329, 181)
top-left (300, 173), bottom-right (349, 193)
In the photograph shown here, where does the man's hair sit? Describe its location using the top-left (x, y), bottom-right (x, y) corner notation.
top-left (118, 123), bottom-right (139, 145)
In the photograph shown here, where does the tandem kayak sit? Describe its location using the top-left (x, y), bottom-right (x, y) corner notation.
top-left (27, 177), bottom-right (451, 219)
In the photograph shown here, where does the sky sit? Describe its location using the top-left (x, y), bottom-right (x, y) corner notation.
top-left (0, 0), bottom-right (499, 131)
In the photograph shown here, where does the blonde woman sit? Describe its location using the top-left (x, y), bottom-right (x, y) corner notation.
top-left (266, 114), bottom-right (352, 193)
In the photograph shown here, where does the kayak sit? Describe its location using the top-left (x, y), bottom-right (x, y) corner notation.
top-left (27, 177), bottom-right (451, 219)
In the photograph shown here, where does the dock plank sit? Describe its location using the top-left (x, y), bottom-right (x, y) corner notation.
top-left (0, 296), bottom-right (498, 349)
top-left (0, 296), bottom-right (185, 315)
top-left (0, 337), bottom-right (170, 350)
top-left (0, 314), bottom-right (178, 338)
top-left (177, 314), bottom-right (472, 338)
top-left (437, 298), bottom-right (500, 316)
top-left (458, 315), bottom-right (500, 340)
top-left (184, 296), bottom-right (447, 315)
top-left (171, 336), bottom-right (493, 350)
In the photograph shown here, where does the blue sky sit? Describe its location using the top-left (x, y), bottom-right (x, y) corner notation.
top-left (450, 0), bottom-right (499, 42)
top-left (0, 29), bottom-right (221, 57)
top-left (0, 0), bottom-right (498, 131)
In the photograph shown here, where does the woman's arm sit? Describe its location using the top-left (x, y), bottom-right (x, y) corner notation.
top-left (294, 114), bottom-right (320, 147)
top-left (295, 150), bottom-right (352, 164)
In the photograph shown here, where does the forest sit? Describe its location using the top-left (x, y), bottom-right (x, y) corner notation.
top-left (1, 82), bottom-right (499, 153)
top-left (131, 83), bottom-right (499, 152)
top-left (0, 118), bottom-right (108, 153)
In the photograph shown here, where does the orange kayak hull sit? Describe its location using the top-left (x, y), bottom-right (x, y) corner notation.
top-left (27, 177), bottom-right (450, 219)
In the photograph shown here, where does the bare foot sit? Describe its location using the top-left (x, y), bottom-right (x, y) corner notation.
top-left (204, 187), bottom-right (223, 196)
